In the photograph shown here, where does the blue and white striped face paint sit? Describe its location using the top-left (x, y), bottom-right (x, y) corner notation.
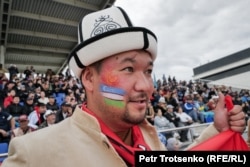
top-left (100, 84), bottom-right (126, 108)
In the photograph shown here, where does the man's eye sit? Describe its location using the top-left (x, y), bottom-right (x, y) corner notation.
top-left (123, 67), bottom-right (133, 72)
top-left (146, 69), bottom-right (153, 75)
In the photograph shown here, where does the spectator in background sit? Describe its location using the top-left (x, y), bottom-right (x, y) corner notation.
top-left (0, 63), bottom-right (8, 90)
top-left (164, 105), bottom-right (188, 142)
top-left (11, 114), bottom-right (33, 139)
top-left (45, 69), bottom-right (55, 79)
top-left (27, 91), bottom-right (38, 104)
top-left (77, 91), bottom-right (86, 104)
top-left (165, 91), bottom-right (179, 111)
top-left (51, 79), bottom-right (61, 95)
top-left (38, 110), bottom-right (56, 129)
top-left (0, 106), bottom-right (15, 143)
top-left (46, 95), bottom-right (59, 111)
top-left (16, 84), bottom-right (28, 103)
top-left (38, 91), bottom-right (49, 105)
top-left (176, 106), bottom-right (199, 140)
top-left (55, 102), bottom-right (72, 123)
top-left (6, 95), bottom-right (26, 118)
top-left (74, 88), bottom-right (82, 103)
top-left (29, 66), bottom-right (36, 78)
top-left (23, 97), bottom-right (35, 116)
top-left (3, 89), bottom-right (16, 109)
top-left (41, 79), bottom-right (50, 96)
top-left (8, 64), bottom-right (19, 81)
top-left (2, 81), bottom-right (16, 97)
top-left (154, 96), bottom-right (167, 115)
top-left (64, 94), bottom-right (78, 109)
top-left (166, 137), bottom-right (181, 151)
top-left (195, 96), bottom-right (213, 122)
top-left (25, 80), bottom-right (36, 93)
top-left (183, 95), bottom-right (199, 122)
top-left (28, 102), bottom-right (46, 130)
top-left (154, 108), bottom-right (179, 139)
top-left (34, 77), bottom-right (44, 92)
top-left (23, 66), bottom-right (32, 79)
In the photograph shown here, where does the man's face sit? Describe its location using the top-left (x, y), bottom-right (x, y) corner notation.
top-left (10, 90), bottom-right (16, 96)
top-left (13, 97), bottom-right (20, 104)
top-left (46, 114), bottom-right (56, 124)
top-left (39, 106), bottom-right (47, 113)
top-left (89, 50), bottom-right (154, 130)
top-left (19, 120), bottom-right (29, 129)
top-left (49, 98), bottom-right (55, 103)
top-left (27, 99), bottom-right (34, 104)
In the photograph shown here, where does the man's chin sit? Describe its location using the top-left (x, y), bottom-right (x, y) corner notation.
top-left (123, 115), bottom-right (146, 125)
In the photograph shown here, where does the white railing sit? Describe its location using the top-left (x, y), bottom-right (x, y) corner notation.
top-left (157, 122), bottom-right (213, 133)
top-left (157, 122), bottom-right (248, 142)
top-left (157, 122), bottom-right (213, 142)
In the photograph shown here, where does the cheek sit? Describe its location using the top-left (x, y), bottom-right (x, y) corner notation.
top-left (99, 72), bottom-right (126, 109)
top-left (100, 65), bottom-right (119, 86)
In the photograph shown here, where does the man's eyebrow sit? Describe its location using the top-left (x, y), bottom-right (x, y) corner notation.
top-left (119, 57), bottom-right (136, 64)
top-left (119, 57), bottom-right (154, 66)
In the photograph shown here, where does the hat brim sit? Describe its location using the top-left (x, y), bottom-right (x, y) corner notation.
top-left (68, 27), bottom-right (157, 78)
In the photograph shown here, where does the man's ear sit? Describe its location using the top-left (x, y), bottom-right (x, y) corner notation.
top-left (80, 67), bottom-right (94, 91)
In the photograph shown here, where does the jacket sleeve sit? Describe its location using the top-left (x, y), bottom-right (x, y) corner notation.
top-left (1, 137), bottom-right (29, 167)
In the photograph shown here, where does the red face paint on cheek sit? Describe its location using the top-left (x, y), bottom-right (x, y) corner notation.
top-left (100, 66), bottom-right (120, 87)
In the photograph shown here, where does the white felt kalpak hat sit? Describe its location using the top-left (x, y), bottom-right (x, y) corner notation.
top-left (68, 6), bottom-right (157, 78)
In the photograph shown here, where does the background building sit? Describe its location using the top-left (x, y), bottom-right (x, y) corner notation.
top-left (193, 47), bottom-right (250, 90)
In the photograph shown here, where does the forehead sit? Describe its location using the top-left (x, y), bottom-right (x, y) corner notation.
top-left (102, 50), bottom-right (153, 66)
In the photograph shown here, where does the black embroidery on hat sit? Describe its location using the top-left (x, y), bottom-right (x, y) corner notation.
top-left (91, 15), bottom-right (121, 37)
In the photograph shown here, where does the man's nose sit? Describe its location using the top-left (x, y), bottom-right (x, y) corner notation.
top-left (134, 73), bottom-right (152, 92)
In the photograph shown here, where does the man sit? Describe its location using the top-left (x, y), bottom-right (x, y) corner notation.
top-left (38, 110), bottom-right (56, 129)
top-left (6, 95), bottom-right (26, 118)
top-left (55, 102), bottom-right (72, 123)
top-left (23, 97), bottom-right (35, 116)
top-left (27, 102), bottom-right (46, 130)
top-left (183, 95), bottom-right (199, 122)
top-left (11, 115), bottom-right (32, 139)
top-left (3, 89), bottom-right (16, 109)
top-left (0, 106), bottom-right (15, 144)
top-left (2, 6), bottom-right (246, 167)
top-left (164, 104), bottom-right (188, 142)
top-left (46, 95), bottom-right (59, 111)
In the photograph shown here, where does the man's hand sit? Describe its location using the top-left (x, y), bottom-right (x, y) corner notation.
top-left (213, 92), bottom-right (245, 133)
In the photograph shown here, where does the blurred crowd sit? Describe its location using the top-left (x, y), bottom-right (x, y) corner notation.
top-left (0, 64), bottom-right (86, 144)
top-left (0, 64), bottom-right (249, 151)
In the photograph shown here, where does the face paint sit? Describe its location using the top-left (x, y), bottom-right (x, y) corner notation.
top-left (101, 67), bottom-right (119, 86)
top-left (104, 98), bottom-right (125, 109)
top-left (100, 84), bottom-right (125, 96)
top-left (99, 62), bottom-right (126, 108)
top-left (100, 84), bottom-right (125, 108)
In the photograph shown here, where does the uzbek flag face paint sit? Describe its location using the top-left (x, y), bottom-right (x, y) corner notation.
top-left (100, 84), bottom-right (125, 108)
top-left (100, 69), bottom-right (126, 109)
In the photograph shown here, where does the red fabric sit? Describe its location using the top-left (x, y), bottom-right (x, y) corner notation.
top-left (3, 96), bottom-right (13, 108)
top-left (190, 130), bottom-right (248, 150)
top-left (35, 106), bottom-right (41, 125)
top-left (190, 95), bottom-right (248, 151)
top-left (82, 104), bottom-right (151, 167)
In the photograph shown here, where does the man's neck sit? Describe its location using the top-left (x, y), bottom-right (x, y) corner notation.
top-left (115, 128), bottom-right (132, 146)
